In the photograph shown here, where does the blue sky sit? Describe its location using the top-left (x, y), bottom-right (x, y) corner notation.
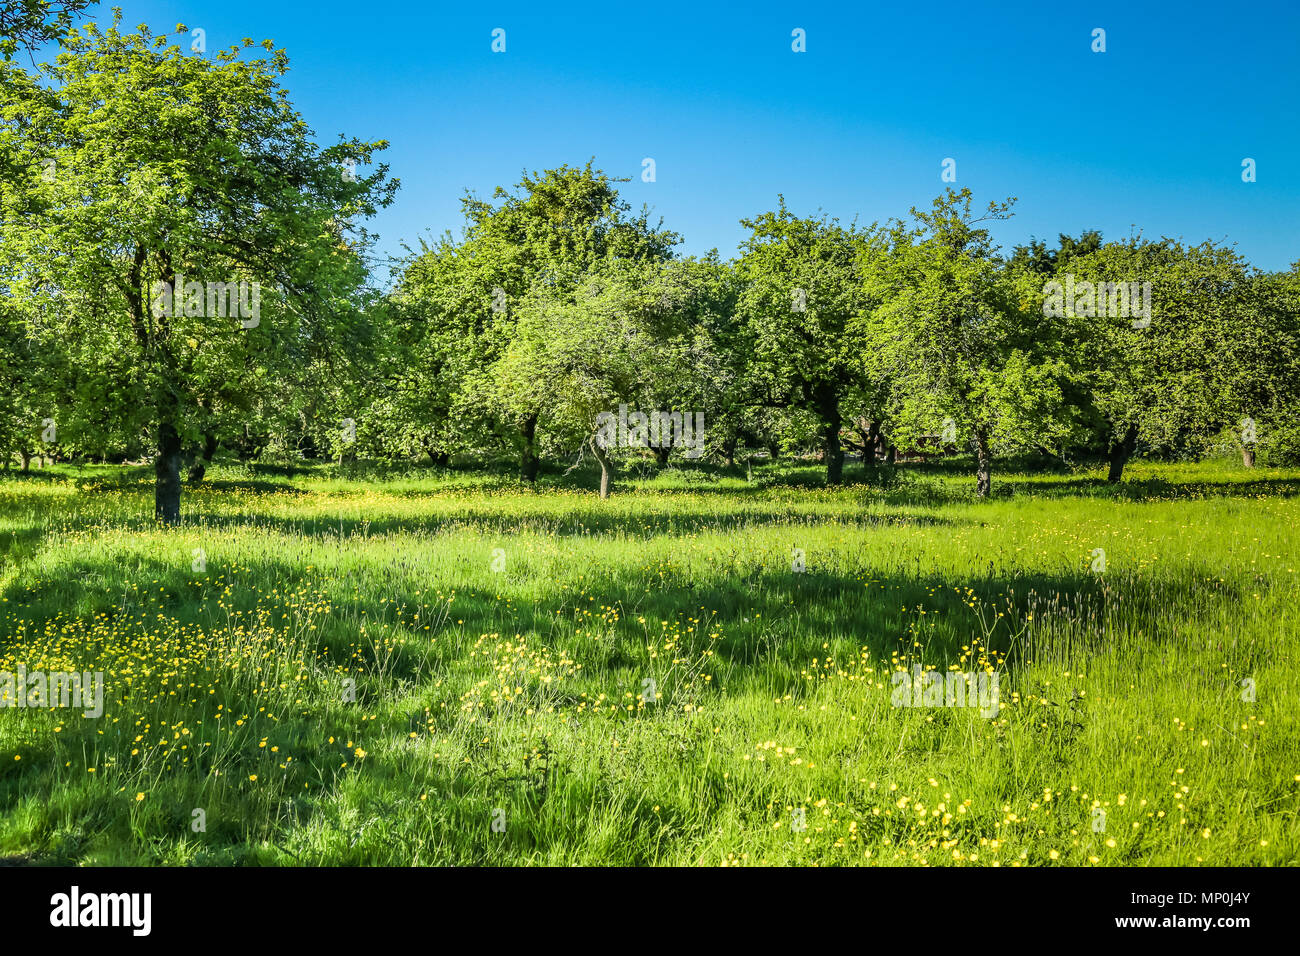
top-left (68, 1), bottom-right (1300, 273)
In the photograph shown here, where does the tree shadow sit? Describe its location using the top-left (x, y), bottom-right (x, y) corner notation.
top-left (193, 479), bottom-right (311, 496)
top-left (0, 537), bottom-right (1256, 863)
top-left (992, 473), bottom-right (1300, 501)
top-left (2, 541), bottom-right (1238, 689)
top-left (170, 504), bottom-right (961, 540)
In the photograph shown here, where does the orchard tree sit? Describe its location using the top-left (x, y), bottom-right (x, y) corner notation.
top-left (385, 233), bottom-right (518, 470)
top-left (633, 254), bottom-right (737, 468)
top-left (495, 266), bottom-right (660, 498)
top-left (734, 199), bottom-right (874, 485)
top-left (866, 189), bottom-right (1074, 496)
top-left (470, 163), bottom-right (677, 481)
top-left (1060, 238), bottom-right (1257, 480)
top-left (0, 17), bottom-right (394, 520)
top-left (1210, 264), bottom-right (1300, 467)
top-left (396, 162), bottom-right (677, 481)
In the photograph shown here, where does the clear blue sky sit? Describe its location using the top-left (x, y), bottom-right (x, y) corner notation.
top-left (73, 1), bottom-right (1300, 273)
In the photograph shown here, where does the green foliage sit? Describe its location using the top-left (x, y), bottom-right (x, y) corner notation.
top-left (391, 162), bottom-right (684, 483)
top-left (733, 198), bottom-right (873, 483)
top-left (0, 14), bottom-right (394, 512)
top-left (1, 27), bottom-right (1295, 503)
top-left (864, 190), bottom-right (1075, 494)
top-left (0, 0), bottom-right (94, 60)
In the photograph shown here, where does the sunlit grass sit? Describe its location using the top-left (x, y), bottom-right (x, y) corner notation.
top-left (0, 457), bottom-right (1296, 865)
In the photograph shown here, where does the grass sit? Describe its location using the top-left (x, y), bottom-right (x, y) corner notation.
top-left (0, 456), bottom-right (1296, 865)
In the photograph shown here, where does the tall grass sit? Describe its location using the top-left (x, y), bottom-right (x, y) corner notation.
top-left (0, 458), bottom-right (1296, 865)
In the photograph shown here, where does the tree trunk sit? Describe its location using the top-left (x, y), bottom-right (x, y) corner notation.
top-left (187, 431), bottom-right (218, 484)
top-left (723, 434), bottom-right (737, 468)
top-left (885, 444), bottom-right (896, 465)
top-left (1106, 424), bottom-right (1138, 483)
top-left (767, 441), bottom-right (779, 461)
top-left (866, 421), bottom-right (881, 462)
top-left (825, 426), bottom-right (844, 484)
top-left (156, 421), bottom-right (182, 524)
top-left (654, 445), bottom-right (671, 468)
top-left (816, 388), bottom-right (843, 485)
top-left (20, 450), bottom-right (30, 472)
top-left (519, 413), bottom-right (540, 483)
top-left (1243, 446), bottom-right (1256, 468)
top-left (590, 438), bottom-right (612, 499)
top-left (974, 427), bottom-right (992, 498)
top-left (427, 449), bottom-right (450, 467)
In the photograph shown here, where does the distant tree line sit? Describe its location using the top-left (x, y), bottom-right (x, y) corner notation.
top-left (3, 14), bottom-right (1298, 518)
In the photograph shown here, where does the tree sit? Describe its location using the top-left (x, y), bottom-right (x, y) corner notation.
top-left (734, 199), bottom-right (873, 485)
top-left (866, 189), bottom-right (1073, 496)
top-left (385, 232), bottom-right (519, 471)
top-left (1009, 230), bottom-right (1102, 276)
top-left (0, 17), bottom-right (394, 520)
top-left (1211, 266), bottom-right (1300, 468)
top-left (0, 0), bottom-right (94, 60)
top-left (396, 163), bottom-right (678, 481)
top-left (1059, 238), bottom-right (1257, 480)
top-left (632, 255), bottom-right (737, 469)
top-left (496, 266), bottom-right (654, 498)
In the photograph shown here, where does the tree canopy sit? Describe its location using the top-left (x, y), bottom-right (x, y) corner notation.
top-left (2, 18), bottom-right (1297, 510)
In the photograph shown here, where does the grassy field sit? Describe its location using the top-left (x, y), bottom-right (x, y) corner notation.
top-left (0, 457), bottom-right (1296, 866)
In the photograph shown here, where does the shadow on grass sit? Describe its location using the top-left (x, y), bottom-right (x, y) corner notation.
top-left (994, 473), bottom-right (1300, 501)
top-left (2, 538), bottom-right (1236, 688)
top-left (171, 504), bottom-right (962, 541)
top-left (0, 539), bottom-right (1253, 864)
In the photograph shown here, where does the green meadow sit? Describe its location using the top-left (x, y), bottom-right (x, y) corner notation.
top-left (0, 458), bottom-right (1296, 865)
